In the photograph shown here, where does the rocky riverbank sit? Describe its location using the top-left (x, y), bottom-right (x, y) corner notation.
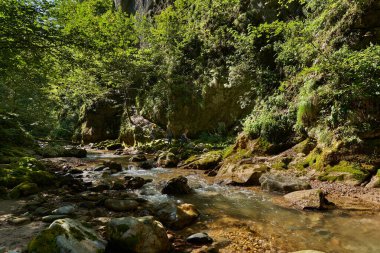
top-left (0, 143), bottom-right (380, 253)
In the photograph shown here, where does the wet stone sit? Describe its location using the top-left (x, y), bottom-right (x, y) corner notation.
top-left (161, 176), bottom-right (193, 195)
top-left (186, 232), bottom-right (213, 245)
top-left (52, 205), bottom-right (76, 215)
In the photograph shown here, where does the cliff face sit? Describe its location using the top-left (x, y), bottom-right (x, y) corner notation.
top-left (352, 0), bottom-right (380, 47)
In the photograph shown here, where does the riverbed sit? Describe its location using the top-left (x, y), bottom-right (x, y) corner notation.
top-left (1, 151), bottom-right (380, 253)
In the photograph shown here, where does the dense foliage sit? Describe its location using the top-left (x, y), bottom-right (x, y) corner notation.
top-left (1, 0), bottom-right (379, 147)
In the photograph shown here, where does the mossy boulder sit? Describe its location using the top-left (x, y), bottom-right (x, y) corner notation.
top-left (106, 216), bottom-right (170, 253)
top-left (37, 145), bottom-right (86, 158)
top-left (28, 218), bottom-right (106, 253)
top-left (318, 161), bottom-right (371, 186)
top-left (0, 157), bottom-right (57, 190)
top-left (9, 182), bottom-right (39, 199)
top-left (179, 151), bottom-right (222, 170)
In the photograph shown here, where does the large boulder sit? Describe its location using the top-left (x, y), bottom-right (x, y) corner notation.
top-left (28, 218), bottom-right (106, 253)
top-left (156, 203), bottom-right (200, 230)
top-left (215, 162), bottom-right (269, 186)
top-left (180, 151), bottom-right (222, 170)
top-left (259, 173), bottom-right (311, 194)
top-left (284, 189), bottom-right (327, 210)
top-left (161, 176), bottom-right (192, 195)
top-left (106, 216), bottom-right (170, 253)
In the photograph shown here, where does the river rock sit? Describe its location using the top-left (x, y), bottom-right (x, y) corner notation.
top-left (104, 199), bottom-right (139, 212)
top-left (28, 218), bottom-right (106, 253)
top-left (130, 154), bottom-right (147, 162)
top-left (161, 176), bottom-right (192, 195)
top-left (186, 232), bottom-right (213, 245)
top-left (124, 176), bottom-right (149, 189)
top-left (284, 189), bottom-right (327, 209)
top-left (52, 205), bottom-right (76, 215)
top-left (366, 174), bottom-right (380, 188)
top-left (139, 160), bottom-right (154, 170)
top-left (157, 152), bottom-right (179, 167)
top-left (42, 215), bottom-right (68, 222)
top-left (9, 217), bottom-right (31, 225)
top-left (107, 216), bottom-right (170, 253)
top-left (180, 151), bottom-right (222, 170)
top-left (215, 163), bottom-right (269, 186)
top-left (103, 161), bottom-right (122, 173)
top-left (9, 182), bottom-right (39, 199)
top-left (156, 203), bottom-right (200, 229)
top-left (259, 173), bottom-right (311, 193)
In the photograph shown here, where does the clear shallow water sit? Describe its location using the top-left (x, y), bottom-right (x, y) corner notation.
top-left (85, 151), bottom-right (380, 253)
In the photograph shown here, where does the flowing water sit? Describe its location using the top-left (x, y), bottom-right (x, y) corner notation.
top-left (84, 151), bottom-right (380, 253)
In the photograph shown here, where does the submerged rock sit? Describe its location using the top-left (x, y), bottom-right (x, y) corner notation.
top-left (28, 218), bottom-right (106, 253)
top-left (186, 232), bottom-right (213, 245)
top-left (161, 176), bottom-right (192, 195)
top-left (259, 173), bottom-right (311, 194)
top-left (104, 199), bottom-right (139, 212)
top-left (215, 163), bottom-right (269, 186)
top-left (106, 216), bottom-right (170, 253)
top-left (284, 189), bottom-right (328, 210)
top-left (156, 203), bottom-right (200, 230)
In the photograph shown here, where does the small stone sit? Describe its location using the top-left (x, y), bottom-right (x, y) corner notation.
top-left (186, 232), bottom-right (213, 245)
